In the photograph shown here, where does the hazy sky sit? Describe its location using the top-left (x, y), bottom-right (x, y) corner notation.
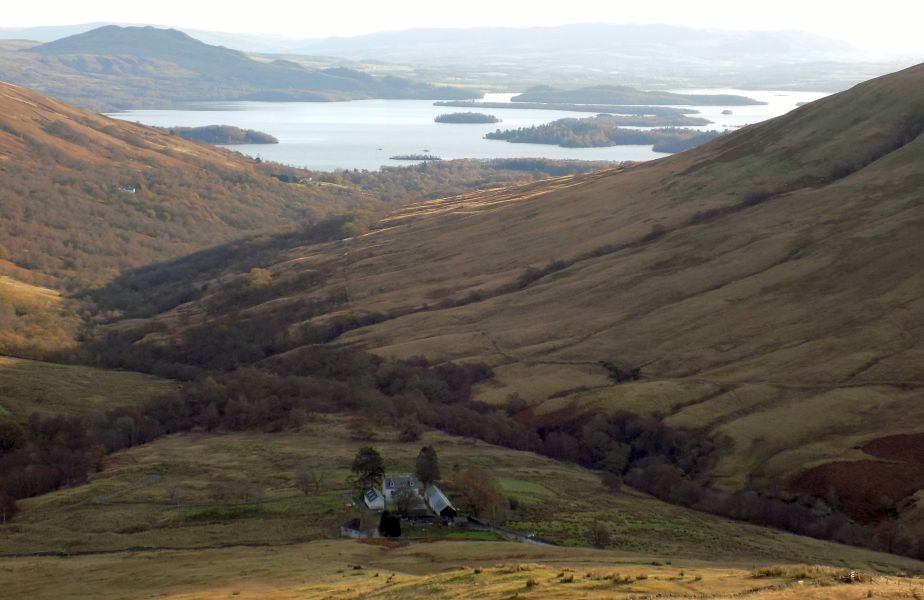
top-left (5, 0), bottom-right (922, 56)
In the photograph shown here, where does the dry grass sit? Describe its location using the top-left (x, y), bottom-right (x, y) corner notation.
top-left (3, 417), bottom-right (922, 577)
top-left (0, 540), bottom-right (921, 600)
top-left (0, 355), bottom-right (176, 420)
top-left (0, 276), bottom-right (81, 357)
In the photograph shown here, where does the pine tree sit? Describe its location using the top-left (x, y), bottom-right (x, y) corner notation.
top-left (415, 445), bottom-right (441, 487)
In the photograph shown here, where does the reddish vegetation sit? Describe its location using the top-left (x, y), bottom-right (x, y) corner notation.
top-left (790, 433), bottom-right (924, 523)
top-left (512, 406), bottom-right (579, 429)
top-left (863, 433), bottom-right (924, 464)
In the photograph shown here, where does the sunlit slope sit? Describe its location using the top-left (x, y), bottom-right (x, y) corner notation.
top-left (0, 81), bottom-right (367, 286)
top-left (113, 65), bottom-right (924, 501)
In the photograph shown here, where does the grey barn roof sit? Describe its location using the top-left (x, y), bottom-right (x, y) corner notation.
top-left (426, 484), bottom-right (456, 515)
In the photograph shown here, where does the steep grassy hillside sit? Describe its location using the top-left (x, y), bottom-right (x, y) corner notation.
top-left (0, 355), bottom-right (175, 421)
top-left (0, 80), bottom-right (378, 288)
top-left (93, 63), bottom-right (924, 537)
top-left (0, 82), bottom-right (601, 295)
top-left (0, 277), bottom-right (79, 358)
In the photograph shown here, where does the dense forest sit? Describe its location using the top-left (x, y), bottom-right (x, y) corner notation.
top-left (161, 125), bottom-right (279, 144)
top-left (486, 115), bottom-right (724, 151)
top-left (512, 85), bottom-right (765, 106)
top-left (300, 158), bottom-right (613, 204)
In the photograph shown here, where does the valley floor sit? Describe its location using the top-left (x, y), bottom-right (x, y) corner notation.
top-left (2, 417), bottom-right (922, 598)
top-left (2, 540), bottom-right (923, 599)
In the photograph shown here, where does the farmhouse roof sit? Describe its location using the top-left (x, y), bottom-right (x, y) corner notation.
top-left (425, 484), bottom-right (456, 515)
top-left (383, 475), bottom-right (418, 490)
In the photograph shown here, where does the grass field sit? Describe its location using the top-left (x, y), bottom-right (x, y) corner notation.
top-left (1, 539), bottom-right (922, 599)
top-left (2, 414), bottom-right (923, 598)
top-left (0, 355), bottom-right (176, 420)
top-left (3, 417), bottom-right (921, 576)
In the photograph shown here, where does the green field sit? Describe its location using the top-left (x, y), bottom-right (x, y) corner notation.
top-left (0, 355), bottom-right (176, 420)
top-left (2, 417), bottom-right (921, 576)
top-left (1, 418), bottom-right (922, 599)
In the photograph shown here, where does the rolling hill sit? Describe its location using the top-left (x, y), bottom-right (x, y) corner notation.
top-left (91, 62), bottom-right (924, 547)
top-left (0, 25), bottom-right (477, 110)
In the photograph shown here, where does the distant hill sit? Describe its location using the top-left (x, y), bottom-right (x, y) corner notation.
top-left (512, 85), bottom-right (764, 106)
top-left (293, 23), bottom-right (860, 62)
top-left (1, 22), bottom-right (912, 92)
top-left (0, 26), bottom-right (477, 110)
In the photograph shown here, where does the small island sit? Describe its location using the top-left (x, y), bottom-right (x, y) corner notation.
top-left (162, 125), bottom-right (279, 145)
top-left (390, 154), bottom-right (442, 161)
top-left (434, 112), bottom-right (501, 124)
top-left (485, 114), bottom-right (723, 153)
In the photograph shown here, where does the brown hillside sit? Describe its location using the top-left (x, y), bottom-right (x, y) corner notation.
top-left (106, 63), bottom-right (924, 526)
top-left (0, 81), bottom-right (370, 287)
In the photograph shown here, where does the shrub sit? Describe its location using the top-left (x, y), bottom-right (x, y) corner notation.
top-left (293, 462), bottom-right (323, 496)
top-left (379, 510), bottom-right (401, 537)
top-left (588, 523), bottom-right (612, 548)
top-left (398, 421), bottom-right (421, 442)
top-left (0, 490), bottom-right (17, 523)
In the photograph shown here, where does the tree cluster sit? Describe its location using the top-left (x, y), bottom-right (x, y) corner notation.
top-left (0, 409), bottom-right (161, 502)
top-left (161, 125), bottom-right (279, 145)
top-left (486, 116), bottom-right (723, 151)
top-left (434, 112), bottom-right (500, 124)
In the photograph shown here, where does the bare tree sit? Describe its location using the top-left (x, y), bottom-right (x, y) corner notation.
top-left (588, 523), bottom-right (611, 548)
top-left (393, 488), bottom-right (419, 517)
top-left (294, 462), bottom-right (324, 495)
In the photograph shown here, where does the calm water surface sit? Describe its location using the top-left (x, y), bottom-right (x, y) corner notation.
top-left (108, 89), bottom-right (828, 171)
